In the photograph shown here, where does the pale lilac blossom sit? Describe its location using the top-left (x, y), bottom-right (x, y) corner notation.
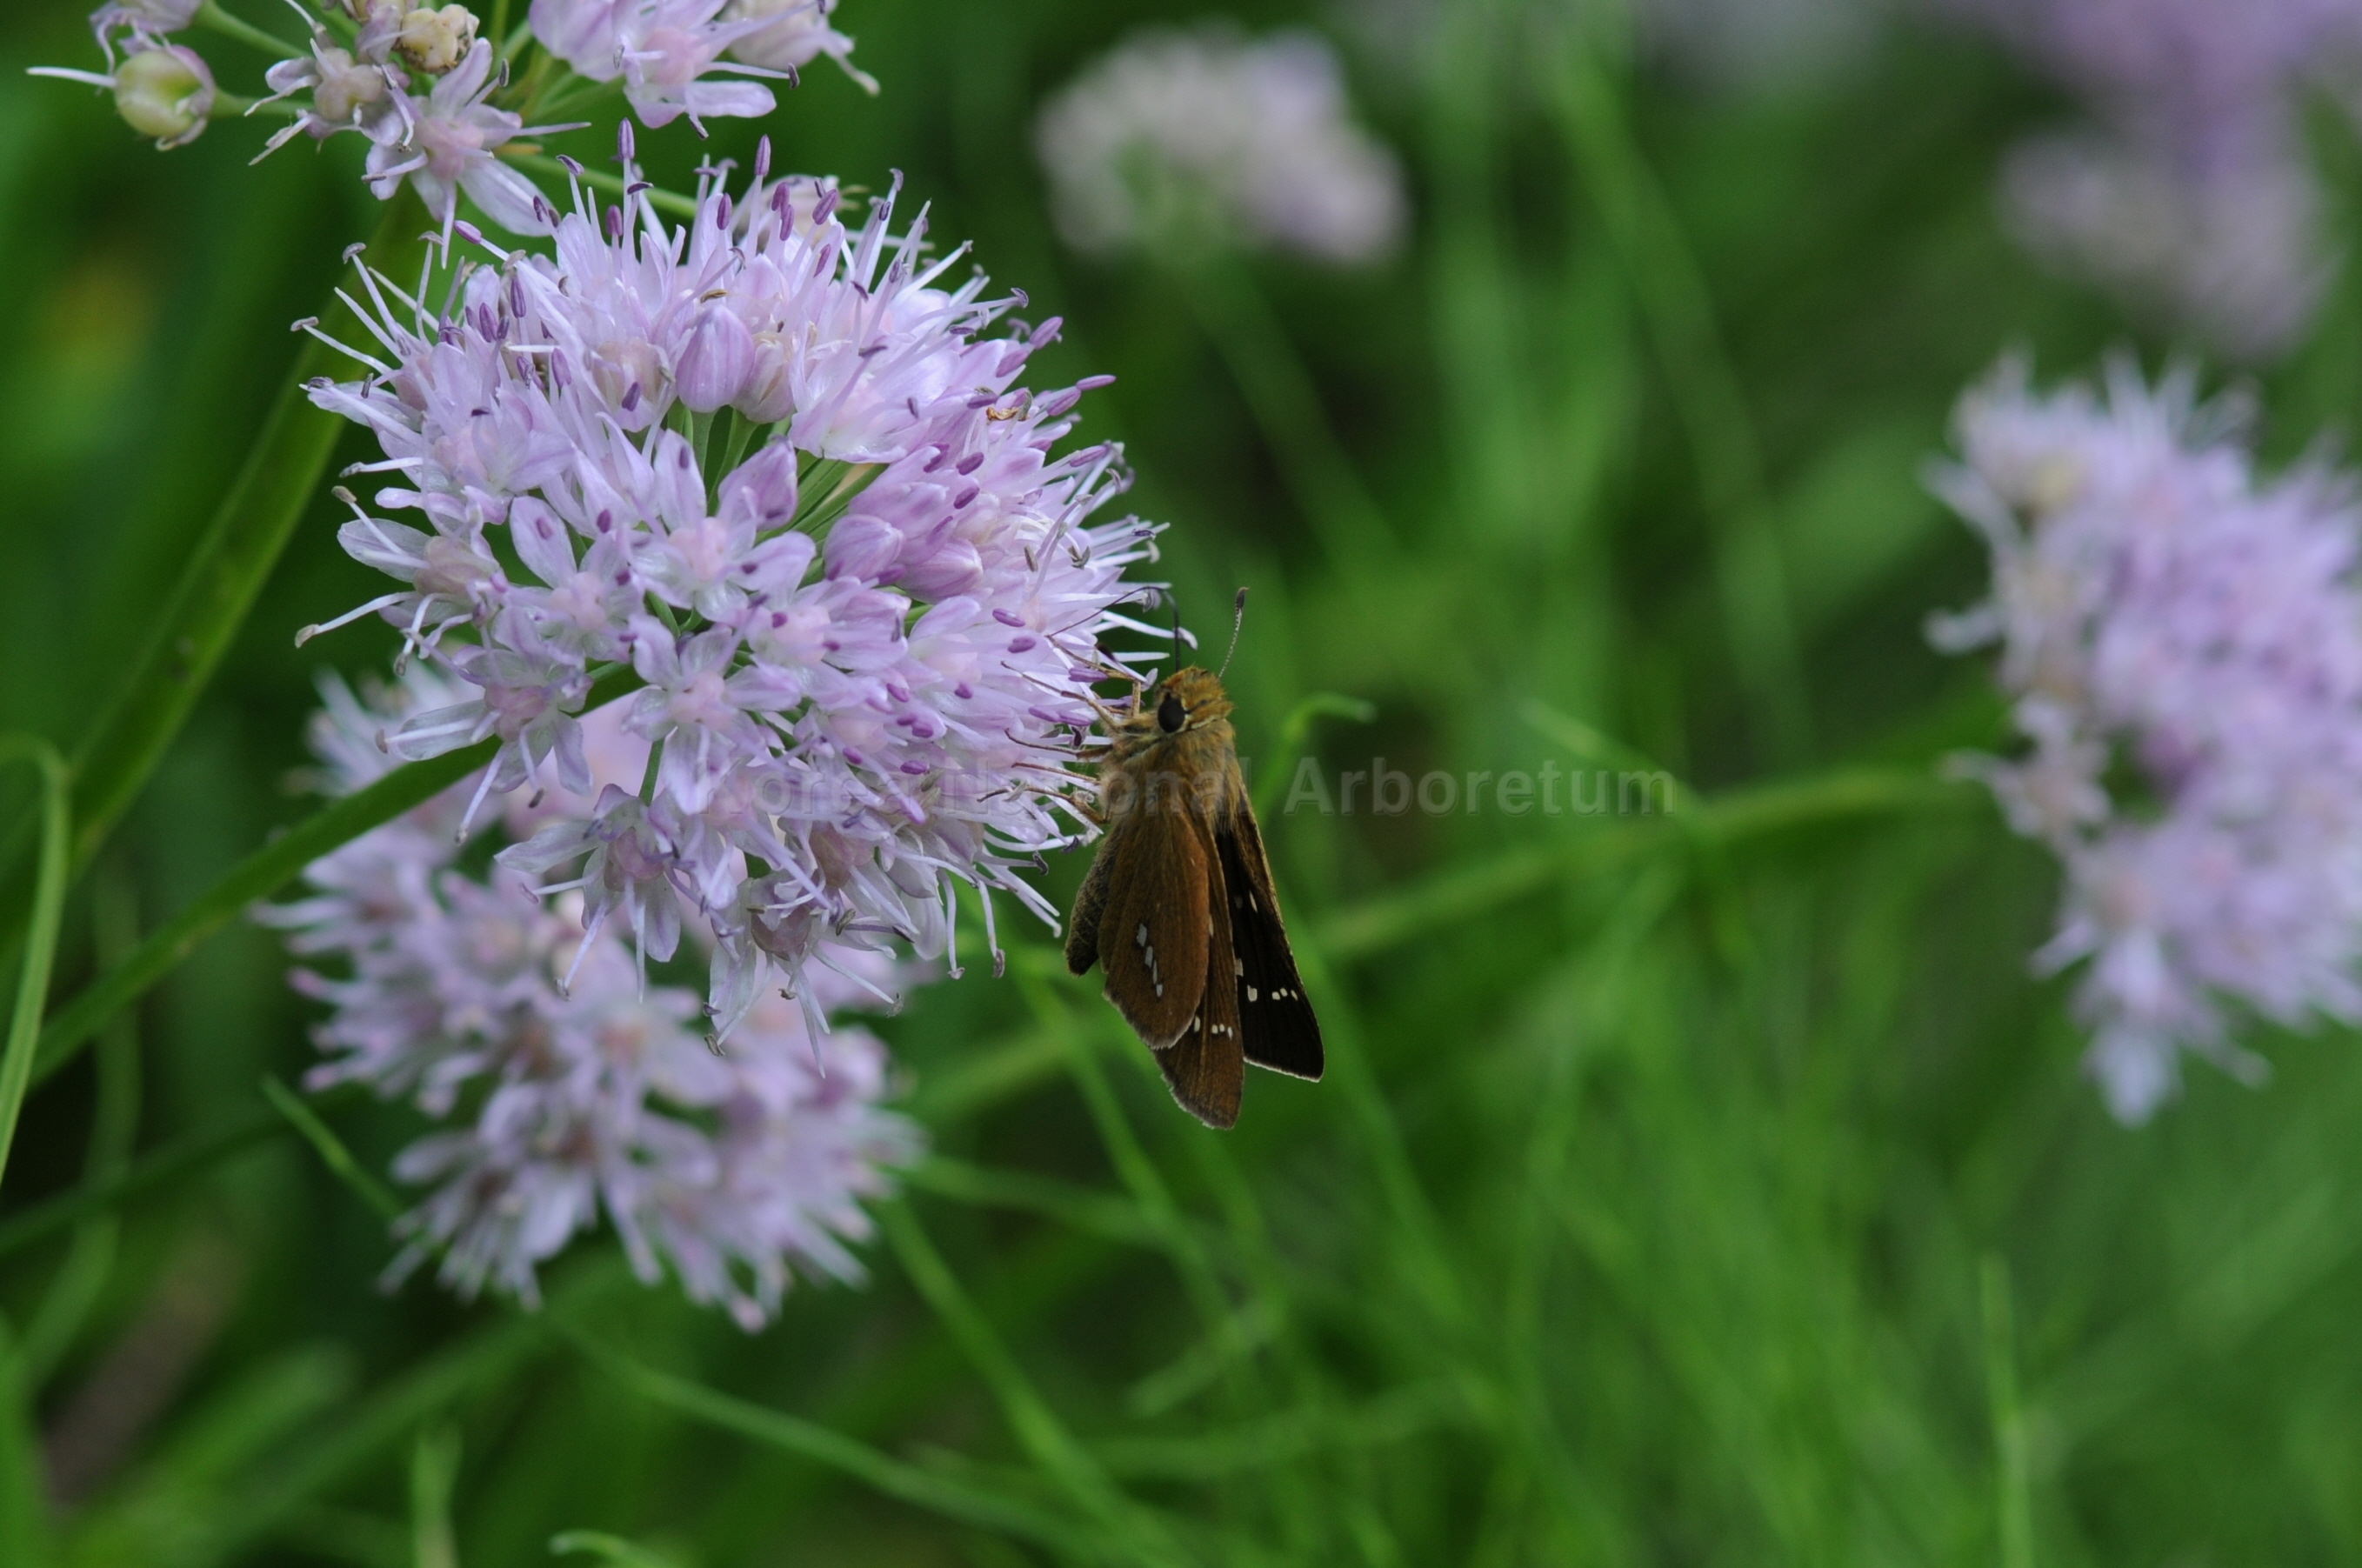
top-left (723, 0), bottom-right (875, 92)
top-left (362, 41), bottom-right (557, 238)
top-left (528, 0), bottom-right (796, 130)
top-left (262, 671), bottom-right (918, 1327)
top-left (1932, 357), bottom-right (2362, 1119)
top-left (87, 0), bottom-right (200, 65)
top-left (1035, 25), bottom-right (1407, 265)
top-left (304, 138), bottom-right (1162, 1047)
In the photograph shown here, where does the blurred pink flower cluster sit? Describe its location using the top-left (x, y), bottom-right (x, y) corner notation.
top-left (1035, 24), bottom-right (1407, 266)
top-left (1933, 357), bottom-right (2362, 1118)
top-left (1955, 0), bottom-right (2362, 358)
top-left (264, 671), bottom-right (920, 1328)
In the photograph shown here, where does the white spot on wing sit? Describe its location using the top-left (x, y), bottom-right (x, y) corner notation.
top-left (1247, 985), bottom-right (1258, 1002)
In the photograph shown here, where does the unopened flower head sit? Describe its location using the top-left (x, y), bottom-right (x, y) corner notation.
top-left (31, 38), bottom-right (216, 150)
top-left (303, 137), bottom-right (1160, 1047)
top-left (1035, 24), bottom-right (1407, 265)
top-left (263, 671), bottom-right (920, 1326)
top-left (396, 4), bottom-right (481, 76)
top-left (1951, 0), bottom-right (2362, 358)
top-left (1931, 356), bottom-right (2362, 1119)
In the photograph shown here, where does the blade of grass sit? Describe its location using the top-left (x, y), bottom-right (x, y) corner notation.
top-left (34, 668), bottom-right (642, 1086)
top-left (17, 868), bottom-right (143, 1384)
top-left (1312, 767), bottom-right (1974, 962)
top-left (208, 1264), bottom-right (626, 1565)
top-left (1250, 692), bottom-right (1376, 820)
top-left (264, 1074), bottom-right (402, 1223)
top-left (1174, 259), bottom-right (1403, 570)
top-left (555, 1321), bottom-right (1108, 1556)
top-left (549, 1530), bottom-right (683, 1568)
top-left (1543, 31), bottom-right (1810, 765)
top-left (1016, 969), bottom-right (1304, 1551)
top-left (410, 1426), bottom-right (462, 1568)
top-left (1983, 1254), bottom-right (2036, 1568)
top-left (0, 1322), bottom-right (47, 1568)
top-left (900, 1156), bottom-right (1164, 1251)
top-left (0, 736), bottom-right (69, 1192)
top-left (879, 1202), bottom-right (1192, 1567)
top-left (0, 1100), bottom-right (291, 1263)
top-left (51, 186), bottom-right (430, 889)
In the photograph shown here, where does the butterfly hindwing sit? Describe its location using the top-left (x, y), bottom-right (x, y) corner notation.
top-left (1217, 801), bottom-right (1324, 1081)
top-left (1158, 815), bottom-right (1244, 1128)
top-left (1095, 802), bottom-right (1212, 1050)
top-left (1064, 815), bottom-right (1120, 976)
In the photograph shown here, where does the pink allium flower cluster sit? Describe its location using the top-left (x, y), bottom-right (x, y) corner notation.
top-left (1952, 0), bottom-right (2362, 359)
top-left (302, 136), bottom-right (1159, 1050)
top-left (263, 671), bottom-right (919, 1328)
top-left (1931, 357), bottom-right (2362, 1120)
top-left (1034, 25), bottom-right (1407, 266)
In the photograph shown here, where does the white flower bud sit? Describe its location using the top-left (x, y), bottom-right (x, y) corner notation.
top-left (735, 331), bottom-right (796, 424)
top-left (116, 44), bottom-right (213, 148)
top-left (675, 306), bottom-right (757, 415)
top-left (396, 5), bottom-right (479, 75)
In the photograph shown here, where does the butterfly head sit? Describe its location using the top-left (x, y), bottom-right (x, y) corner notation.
top-left (1110, 666), bottom-right (1234, 765)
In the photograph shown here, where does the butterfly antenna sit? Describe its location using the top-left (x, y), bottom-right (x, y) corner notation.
top-left (1218, 587), bottom-right (1249, 677)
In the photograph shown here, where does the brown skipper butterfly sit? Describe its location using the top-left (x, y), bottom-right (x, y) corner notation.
top-left (1065, 591), bottom-right (1324, 1127)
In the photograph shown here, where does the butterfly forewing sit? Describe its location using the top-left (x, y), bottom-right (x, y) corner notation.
top-left (1092, 801), bottom-right (1211, 1050)
top-left (1217, 804), bottom-right (1324, 1080)
top-left (1157, 817), bottom-right (1245, 1128)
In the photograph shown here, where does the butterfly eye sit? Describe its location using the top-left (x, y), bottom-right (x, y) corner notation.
top-left (1157, 693), bottom-right (1186, 733)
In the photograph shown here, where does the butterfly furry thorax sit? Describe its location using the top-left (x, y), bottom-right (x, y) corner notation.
top-left (1065, 666), bottom-right (1324, 1129)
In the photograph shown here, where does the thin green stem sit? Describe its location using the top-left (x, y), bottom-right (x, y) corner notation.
top-left (557, 1321), bottom-right (1108, 1554)
top-left (33, 668), bottom-right (643, 1087)
top-left (195, 0), bottom-right (309, 59)
top-left (264, 1074), bottom-right (402, 1222)
top-left (504, 153), bottom-right (701, 220)
top-left (33, 737), bottom-right (492, 1084)
top-left (879, 1203), bottom-right (1191, 1566)
top-left (0, 188), bottom-right (430, 956)
top-left (1546, 37), bottom-right (1812, 766)
top-left (1175, 260), bottom-right (1403, 570)
top-left (1312, 765), bottom-right (1976, 963)
top-left (0, 737), bottom-right (68, 1192)
top-left (1250, 691), bottom-right (1375, 820)
top-left (17, 871), bottom-right (142, 1384)
top-left (0, 1101), bottom-right (289, 1262)
top-left (548, 1531), bottom-right (682, 1568)
top-left (1983, 1254), bottom-right (2037, 1568)
top-left (410, 1426), bottom-right (462, 1568)
top-left (637, 736), bottom-right (665, 804)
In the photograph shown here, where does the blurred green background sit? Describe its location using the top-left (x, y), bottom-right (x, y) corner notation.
top-left (8, 0), bottom-right (2362, 1563)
